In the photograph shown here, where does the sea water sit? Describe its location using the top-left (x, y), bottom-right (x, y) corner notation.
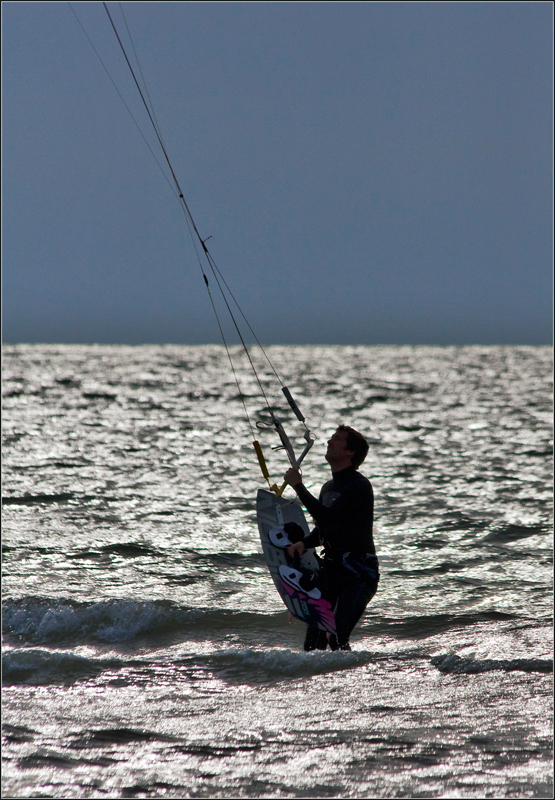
top-left (2, 344), bottom-right (552, 799)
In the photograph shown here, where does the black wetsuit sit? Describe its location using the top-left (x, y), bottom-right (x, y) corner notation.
top-left (294, 466), bottom-right (379, 650)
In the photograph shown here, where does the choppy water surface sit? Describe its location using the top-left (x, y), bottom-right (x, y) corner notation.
top-left (2, 344), bottom-right (553, 798)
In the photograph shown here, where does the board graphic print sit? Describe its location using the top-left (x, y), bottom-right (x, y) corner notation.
top-left (256, 488), bottom-right (336, 635)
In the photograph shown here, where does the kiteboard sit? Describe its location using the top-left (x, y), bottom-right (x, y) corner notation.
top-left (256, 488), bottom-right (336, 635)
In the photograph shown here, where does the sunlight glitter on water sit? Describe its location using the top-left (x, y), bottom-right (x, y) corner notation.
top-left (2, 344), bottom-right (552, 798)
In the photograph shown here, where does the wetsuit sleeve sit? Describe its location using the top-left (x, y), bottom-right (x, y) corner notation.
top-left (302, 527), bottom-right (321, 549)
top-left (294, 484), bottom-right (324, 518)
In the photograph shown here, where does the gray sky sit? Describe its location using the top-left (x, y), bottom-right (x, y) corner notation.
top-left (2, 2), bottom-right (553, 345)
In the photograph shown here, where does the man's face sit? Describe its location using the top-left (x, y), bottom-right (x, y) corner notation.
top-left (325, 429), bottom-right (354, 465)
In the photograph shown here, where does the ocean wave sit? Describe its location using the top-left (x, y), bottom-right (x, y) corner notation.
top-left (431, 653), bottom-right (553, 675)
top-left (2, 492), bottom-right (74, 506)
top-left (362, 610), bottom-right (519, 639)
top-left (2, 643), bottom-right (377, 688)
top-left (67, 542), bottom-right (159, 559)
top-left (481, 524), bottom-right (549, 544)
top-left (192, 646), bottom-right (376, 683)
top-left (4, 597), bottom-right (537, 648)
top-left (2, 648), bottom-right (125, 686)
top-left (2, 596), bottom-right (284, 646)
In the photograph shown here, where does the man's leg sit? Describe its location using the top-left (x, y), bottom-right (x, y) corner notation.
top-left (327, 633), bottom-right (348, 651)
top-left (333, 580), bottom-right (378, 649)
top-left (304, 625), bottom-right (328, 651)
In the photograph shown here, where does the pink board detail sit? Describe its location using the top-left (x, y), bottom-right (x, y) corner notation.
top-left (280, 579), bottom-right (336, 634)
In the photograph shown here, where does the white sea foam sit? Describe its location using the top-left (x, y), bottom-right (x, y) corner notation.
top-left (2, 596), bottom-right (289, 646)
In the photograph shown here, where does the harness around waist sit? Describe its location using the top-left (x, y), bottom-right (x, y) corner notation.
top-left (341, 552), bottom-right (380, 582)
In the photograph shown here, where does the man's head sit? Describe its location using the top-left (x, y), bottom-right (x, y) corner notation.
top-left (325, 425), bottom-right (369, 470)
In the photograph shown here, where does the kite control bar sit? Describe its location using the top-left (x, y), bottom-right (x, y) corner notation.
top-left (253, 386), bottom-right (314, 495)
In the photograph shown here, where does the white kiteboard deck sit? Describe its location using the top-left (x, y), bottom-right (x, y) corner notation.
top-left (256, 488), bottom-right (336, 635)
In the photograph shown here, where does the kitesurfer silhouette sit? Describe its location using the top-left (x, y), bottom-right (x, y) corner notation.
top-left (284, 426), bottom-right (379, 650)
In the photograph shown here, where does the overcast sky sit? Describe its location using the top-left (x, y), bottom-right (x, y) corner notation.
top-left (2, 1), bottom-right (553, 346)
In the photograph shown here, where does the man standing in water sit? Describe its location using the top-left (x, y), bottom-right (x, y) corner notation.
top-left (283, 425), bottom-right (379, 651)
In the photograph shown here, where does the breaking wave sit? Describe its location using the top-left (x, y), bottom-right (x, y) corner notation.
top-left (2, 648), bottom-right (126, 686)
top-left (2, 644), bottom-right (377, 687)
top-left (2, 596), bottom-right (282, 646)
top-left (431, 653), bottom-right (553, 674)
top-left (191, 646), bottom-right (376, 683)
